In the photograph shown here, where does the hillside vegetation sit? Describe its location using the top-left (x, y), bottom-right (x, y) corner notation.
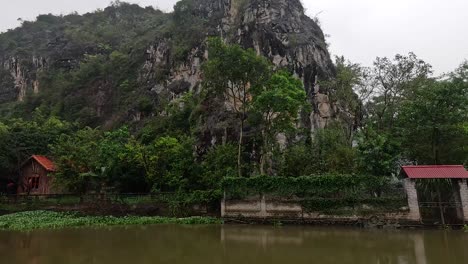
top-left (0, 1), bottom-right (466, 197)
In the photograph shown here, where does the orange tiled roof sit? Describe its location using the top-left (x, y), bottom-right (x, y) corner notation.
top-left (31, 155), bottom-right (56, 172)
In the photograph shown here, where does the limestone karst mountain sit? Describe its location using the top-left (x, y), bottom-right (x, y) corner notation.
top-left (0, 0), bottom-right (357, 138)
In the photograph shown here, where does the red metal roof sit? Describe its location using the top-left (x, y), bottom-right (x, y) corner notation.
top-left (402, 165), bottom-right (468, 179)
top-left (31, 155), bottom-right (56, 172)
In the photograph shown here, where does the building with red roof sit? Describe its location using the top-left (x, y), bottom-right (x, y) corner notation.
top-left (402, 165), bottom-right (468, 179)
top-left (401, 165), bottom-right (468, 222)
top-left (17, 155), bottom-right (57, 195)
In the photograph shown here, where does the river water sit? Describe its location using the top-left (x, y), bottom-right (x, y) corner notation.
top-left (0, 225), bottom-right (466, 264)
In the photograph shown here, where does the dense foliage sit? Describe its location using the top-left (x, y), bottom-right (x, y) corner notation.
top-left (203, 37), bottom-right (271, 177)
top-left (0, 2), bottom-right (466, 205)
top-left (222, 175), bottom-right (392, 198)
top-left (0, 1), bottom-right (207, 127)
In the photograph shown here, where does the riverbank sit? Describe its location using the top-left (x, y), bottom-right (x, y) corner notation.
top-left (0, 210), bottom-right (466, 231)
top-left (0, 211), bottom-right (222, 231)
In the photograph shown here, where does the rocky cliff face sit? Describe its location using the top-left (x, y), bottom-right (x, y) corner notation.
top-left (1, 56), bottom-right (48, 102)
top-left (0, 0), bottom-right (352, 134)
top-left (141, 0), bottom-right (340, 133)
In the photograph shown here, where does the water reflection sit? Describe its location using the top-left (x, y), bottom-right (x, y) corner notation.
top-left (0, 225), bottom-right (466, 264)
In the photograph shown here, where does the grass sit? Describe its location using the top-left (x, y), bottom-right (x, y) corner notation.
top-left (0, 211), bottom-right (222, 231)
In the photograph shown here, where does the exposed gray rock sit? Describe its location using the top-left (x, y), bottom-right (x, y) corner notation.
top-left (168, 80), bottom-right (192, 94)
top-left (139, 0), bottom-right (343, 134)
top-left (0, 56), bottom-right (47, 102)
top-left (0, 0), bottom-right (357, 135)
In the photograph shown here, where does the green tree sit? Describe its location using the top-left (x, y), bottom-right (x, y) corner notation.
top-left (139, 92), bottom-right (198, 143)
top-left (398, 78), bottom-right (468, 165)
top-left (0, 122), bottom-right (11, 176)
top-left (356, 127), bottom-right (400, 177)
top-left (365, 53), bottom-right (432, 130)
top-left (201, 143), bottom-right (238, 188)
top-left (203, 38), bottom-right (270, 177)
top-left (127, 136), bottom-right (198, 192)
top-left (322, 57), bottom-right (362, 127)
top-left (96, 127), bottom-right (147, 192)
top-left (279, 143), bottom-right (315, 177)
top-left (51, 128), bottom-right (102, 194)
top-left (0, 116), bottom-right (72, 179)
top-left (252, 71), bottom-right (306, 175)
top-left (52, 126), bottom-right (148, 194)
top-left (171, 0), bottom-right (206, 60)
top-left (312, 123), bottom-right (357, 174)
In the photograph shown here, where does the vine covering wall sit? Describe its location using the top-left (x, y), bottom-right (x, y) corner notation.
top-left (222, 175), bottom-right (407, 213)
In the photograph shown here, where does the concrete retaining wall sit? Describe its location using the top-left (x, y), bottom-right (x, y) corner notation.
top-left (222, 178), bottom-right (468, 225)
top-left (221, 195), bottom-right (415, 223)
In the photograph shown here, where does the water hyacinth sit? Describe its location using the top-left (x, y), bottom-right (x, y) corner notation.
top-left (0, 211), bottom-right (222, 231)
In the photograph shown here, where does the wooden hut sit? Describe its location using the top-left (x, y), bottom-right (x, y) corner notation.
top-left (17, 155), bottom-right (56, 195)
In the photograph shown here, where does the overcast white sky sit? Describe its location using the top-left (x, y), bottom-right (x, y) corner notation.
top-left (1, 0), bottom-right (467, 75)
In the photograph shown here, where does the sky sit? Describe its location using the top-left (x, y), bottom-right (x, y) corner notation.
top-left (0, 0), bottom-right (467, 75)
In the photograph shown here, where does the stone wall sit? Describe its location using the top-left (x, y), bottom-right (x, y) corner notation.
top-left (458, 179), bottom-right (468, 222)
top-left (221, 195), bottom-right (415, 223)
top-left (221, 179), bottom-right (468, 225)
top-left (403, 178), bottom-right (421, 221)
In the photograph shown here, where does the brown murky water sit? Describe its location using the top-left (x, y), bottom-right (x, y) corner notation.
top-left (0, 225), bottom-right (467, 264)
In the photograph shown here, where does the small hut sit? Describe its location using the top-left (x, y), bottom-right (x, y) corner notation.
top-left (401, 165), bottom-right (468, 222)
top-left (17, 155), bottom-right (56, 195)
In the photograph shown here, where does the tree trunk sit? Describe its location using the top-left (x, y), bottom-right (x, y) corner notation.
top-left (266, 147), bottom-right (273, 176)
top-left (237, 119), bottom-right (244, 178)
top-left (260, 128), bottom-right (266, 176)
top-left (260, 155), bottom-right (265, 176)
top-left (432, 127), bottom-right (440, 165)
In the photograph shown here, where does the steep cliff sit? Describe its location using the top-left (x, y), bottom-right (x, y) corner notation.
top-left (0, 0), bottom-right (351, 133)
top-left (140, 0), bottom-right (340, 133)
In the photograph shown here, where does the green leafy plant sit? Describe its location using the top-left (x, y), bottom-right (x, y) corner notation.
top-left (0, 211), bottom-right (222, 231)
top-left (222, 175), bottom-right (391, 198)
top-left (203, 37), bottom-right (271, 177)
top-left (252, 71), bottom-right (306, 175)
